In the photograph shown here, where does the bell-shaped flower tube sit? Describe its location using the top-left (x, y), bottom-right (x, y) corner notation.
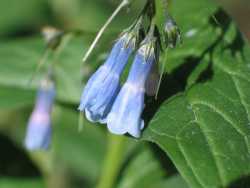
top-left (24, 80), bottom-right (55, 151)
top-left (107, 37), bottom-right (157, 138)
top-left (78, 32), bottom-right (137, 123)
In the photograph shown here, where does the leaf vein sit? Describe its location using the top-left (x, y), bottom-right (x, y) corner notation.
top-left (148, 126), bottom-right (176, 140)
top-left (148, 126), bottom-right (204, 188)
top-left (176, 138), bottom-right (207, 188)
top-left (190, 104), bottom-right (226, 186)
top-left (231, 76), bottom-right (250, 154)
top-left (208, 85), bottom-right (237, 104)
top-left (191, 100), bottom-right (246, 136)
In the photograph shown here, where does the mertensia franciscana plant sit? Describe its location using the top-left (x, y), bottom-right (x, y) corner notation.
top-left (79, 0), bottom-right (180, 138)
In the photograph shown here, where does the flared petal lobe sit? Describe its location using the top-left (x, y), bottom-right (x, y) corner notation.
top-left (107, 84), bottom-right (145, 137)
top-left (24, 83), bottom-right (55, 151)
top-left (78, 33), bottom-right (136, 123)
top-left (107, 40), bottom-right (156, 137)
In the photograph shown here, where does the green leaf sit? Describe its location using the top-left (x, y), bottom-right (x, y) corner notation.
top-left (52, 35), bottom-right (89, 103)
top-left (0, 0), bottom-right (49, 36)
top-left (143, 42), bottom-right (250, 187)
top-left (117, 145), bottom-right (166, 188)
top-left (0, 103), bottom-right (108, 186)
top-left (0, 36), bottom-right (88, 104)
top-left (163, 0), bottom-right (220, 71)
top-left (0, 86), bottom-right (35, 109)
top-left (0, 178), bottom-right (44, 188)
top-left (155, 175), bottom-right (190, 188)
top-left (0, 37), bottom-right (45, 87)
top-left (0, 35), bottom-right (114, 104)
top-left (116, 144), bottom-right (190, 188)
top-left (50, 0), bottom-right (143, 32)
top-left (52, 105), bottom-right (107, 184)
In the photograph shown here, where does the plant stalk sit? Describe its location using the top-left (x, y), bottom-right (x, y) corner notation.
top-left (96, 134), bottom-right (127, 188)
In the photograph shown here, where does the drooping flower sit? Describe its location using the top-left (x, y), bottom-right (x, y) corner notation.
top-left (78, 31), bottom-right (138, 123)
top-left (107, 36), bottom-right (157, 138)
top-left (24, 79), bottom-right (55, 151)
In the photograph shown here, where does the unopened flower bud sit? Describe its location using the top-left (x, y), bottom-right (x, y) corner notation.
top-left (42, 26), bottom-right (63, 50)
top-left (164, 17), bottom-right (181, 48)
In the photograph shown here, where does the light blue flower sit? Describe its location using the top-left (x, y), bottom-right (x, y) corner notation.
top-left (78, 32), bottom-right (136, 123)
top-left (24, 81), bottom-right (55, 151)
top-left (107, 38), bottom-right (156, 138)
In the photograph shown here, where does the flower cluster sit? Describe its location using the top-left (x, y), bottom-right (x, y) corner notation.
top-left (22, 0), bottom-right (181, 152)
top-left (24, 78), bottom-right (55, 151)
top-left (79, 17), bottom-right (160, 138)
top-left (107, 37), bottom-right (156, 137)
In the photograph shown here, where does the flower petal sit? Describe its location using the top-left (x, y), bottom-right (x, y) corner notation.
top-left (24, 82), bottom-right (55, 151)
top-left (107, 37), bottom-right (157, 138)
top-left (107, 84), bottom-right (145, 138)
top-left (78, 33), bottom-right (135, 123)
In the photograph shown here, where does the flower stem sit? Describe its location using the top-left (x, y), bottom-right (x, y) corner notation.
top-left (78, 111), bottom-right (84, 132)
top-left (96, 134), bottom-right (127, 188)
top-left (155, 48), bottom-right (168, 99)
top-left (27, 49), bottom-right (52, 85)
top-left (82, 0), bottom-right (130, 64)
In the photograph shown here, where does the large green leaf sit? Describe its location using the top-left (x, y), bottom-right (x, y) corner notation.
top-left (49, 0), bottom-right (143, 32)
top-left (155, 175), bottom-right (190, 188)
top-left (0, 37), bottom-right (45, 87)
top-left (0, 0), bottom-right (50, 36)
top-left (0, 36), bottom-right (88, 104)
top-left (116, 145), bottom-right (166, 188)
top-left (0, 103), bottom-right (108, 187)
top-left (116, 144), bottom-right (190, 188)
top-left (52, 105), bottom-right (107, 185)
top-left (143, 42), bottom-right (250, 187)
top-left (0, 34), bottom-right (115, 104)
top-left (0, 86), bottom-right (35, 109)
top-left (163, 0), bottom-right (221, 72)
top-left (0, 178), bottom-right (44, 188)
